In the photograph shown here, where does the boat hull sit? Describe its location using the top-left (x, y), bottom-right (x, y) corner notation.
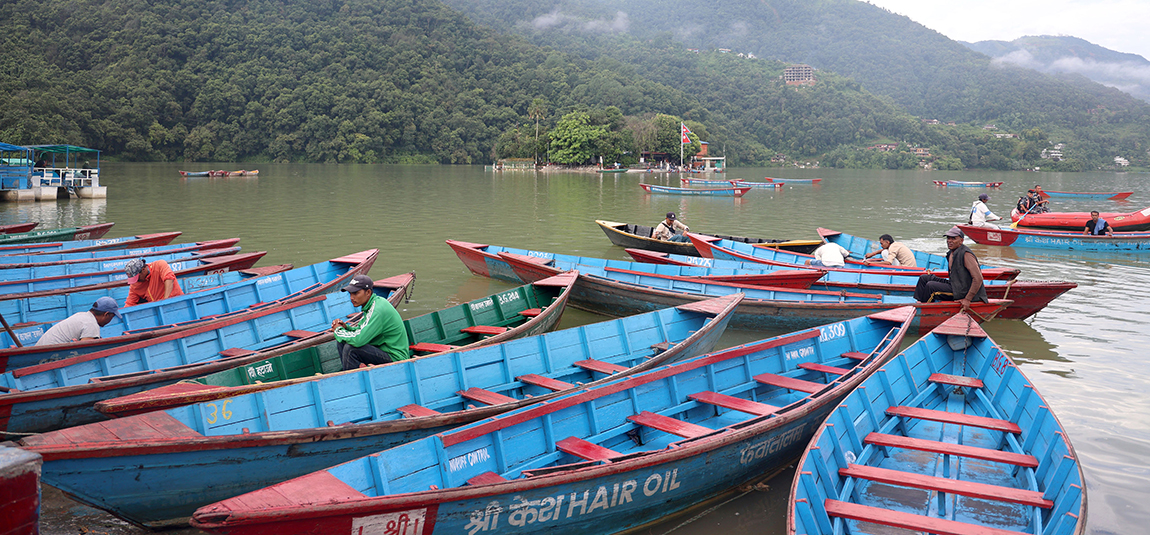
top-left (1012, 206), bottom-right (1150, 231)
top-left (595, 220), bottom-right (820, 256)
top-left (0, 232), bottom-right (181, 256)
top-left (1040, 190), bottom-right (1132, 200)
top-left (639, 184), bottom-right (750, 196)
top-left (932, 180), bottom-right (1003, 187)
top-left (961, 224), bottom-right (1150, 251)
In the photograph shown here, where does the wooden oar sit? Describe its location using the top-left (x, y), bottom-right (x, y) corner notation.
top-left (1010, 203), bottom-right (1040, 229)
top-left (0, 312), bottom-right (23, 347)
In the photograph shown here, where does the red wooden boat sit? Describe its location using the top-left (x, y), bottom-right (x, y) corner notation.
top-left (0, 445), bottom-right (41, 534)
top-left (1011, 205), bottom-right (1150, 231)
top-left (0, 222), bottom-right (38, 234)
top-left (0, 232), bottom-right (181, 256)
top-left (1038, 189), bottom-right (1133, 201)
top-left (0, 238), bottom-right (240, 269)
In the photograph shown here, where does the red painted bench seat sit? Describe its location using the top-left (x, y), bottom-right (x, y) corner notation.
top-left (689, 391), bottom-right (779, 416)
top-left (397, 404), bottom-right (441, 418)
top-left (887, 406), bottom-right (1022, 434)
top-left (627, 411), bottom-right (712, 439)
top-left (467, 471), bottom-right (508, 486)
top-left (556, 436), bottom-right (620, 462)
top-left (754, 373), bottom-right (824, 394)
top-left (460, 325), bottom-right (508, 336)
top-left (929, 373), bottom-right (985, 389)
top-left (574, 359), bottom-right (628, 374)
top-left (798, 362), bottom-right (851, 375)
top-left (823, 499), bottom-right (1028, 535)
top-left (518, 308), bottom-right (542, 318)
top-left (864, 432), bottom-right (1038, 468)
top-left (457, 387), bottom-right (517, 406)
top-left (517, 374), bottom-right (575, 392)
top-left (840, 464), bottom-right (1052, 508)
top-left (410, 342), bottom-right (458, 353)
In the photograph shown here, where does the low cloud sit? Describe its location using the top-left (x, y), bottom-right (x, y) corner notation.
top-left (992, 50), bottom-right (1150, 101)
top-left (530, 10), bottom-right (630, 34)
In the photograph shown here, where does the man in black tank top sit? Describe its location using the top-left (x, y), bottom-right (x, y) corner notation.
top-left (913, 226), bottom-right (988, 313)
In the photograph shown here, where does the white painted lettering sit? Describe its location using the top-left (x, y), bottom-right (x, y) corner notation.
top-left (567, 491), bottom-right (589, 518)
top-left (587, 486), bottom-right (610, 513)
top-left (643, 473), bottom-right (662, 496)
top-left (619, 480), bottom-right (636, 504)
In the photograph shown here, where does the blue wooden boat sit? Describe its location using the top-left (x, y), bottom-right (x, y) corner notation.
top-left (0, 231), bottom-right (180, 257)
top-left (1039, 189), bottom-right (1132, 201)
top-left (961, 224), bottom-right (1150, 252)
top-left (0, 238), bottom-right (240, 268)
top-left (0, 250), bottom-right (376, 372)
top-left (179, 170), bottom-right (213, 177)
top-left (818, 227), bottom-right (955, 270)
top-left (766, 177), bottom-right (823, 184)
top-left (787, 314), bottom-right (1085, 535)
top-left (0, 250), bottom-right (266, 298)
top-left (0, 245), bottom-right (241, 282)
top-left (499, 255), bottom-right (1008, 332)
top-left (94, 273), bottom-right (582, 417)
top-left (626, 248), bottom-right (1076, 321)
top-left (0, 270), bottom-right (412, 435)
top-left (731, 179), bottom-right (783, 189)
top-left (188, 308), bottom-right (916, 535)
top-left (639, 183), bottom-right (751, 196)
top-left (679, 177), bottom-right (732, 186)
top-left (691, 232), bottom-right (1021, 280)
top-left (933, 179), bottom-right (1003, 188)
top-left (22, 294), bottom-right (742, 527)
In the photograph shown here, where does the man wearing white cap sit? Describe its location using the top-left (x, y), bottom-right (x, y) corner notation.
top-left (35, 297), bottom-right (122, 346)
top-left (333, 274), bottom-right (410, 370)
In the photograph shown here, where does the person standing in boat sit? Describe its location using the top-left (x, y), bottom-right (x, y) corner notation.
top-left (863, 234), bottom-right (916, 267)
top-left (913, 226), bottom-right (987, 313)
top-left (1084, 211), bottom-right (1114, 236)
top-left (123, 258), bottom-right (184, 306)
top-left (34, 297), bottom-right (121, 346)
top-left (969, 193), bottom-right (1002, 228)
top-left (333, 274), bottom-right (410, 370)
top-left (653, 212), bottom-right (690, 243)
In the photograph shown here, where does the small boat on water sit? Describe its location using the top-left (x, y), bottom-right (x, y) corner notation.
top-left (765, 177), bottom-right (823, 184)
top-left (731, 179), bottom-right (783, 189)
top-left (95, 273), bottom-right (580, 417)
top-left (596, 168), bottom-right (627, 174)
top-left (28, 293), bottom-right (740, 527)
top-left (0, 231), bottom-right (181, 257)
top-left (0, 270), bottom-right (412, 435)
top-left (690, 233), bottom-right (1022, 281)
top-left (787, 314), bottom-right (1085, 535)
top-left (0, 222), bottom-right (38, 234)
top-left (625, 248), bottom-right (1076, 321)
top-left (178, 170), bottom-right (214, 177)
top-left (0, 223), bottom-right (114, 245)
top-left (1011, 206), bottom-right (1150, 231)
top-left (960, 224), bottom-right (1150, 252)
top-left (226, 170), bottom-right (259, 176)
top-left (188, 308), bottom-right (916, 535)
top-left (819, 227), bottom-right (998, 271)
top-left (639, 183), bottom-right (751, 196)
top-left (0, 246), bottom-right (242, 286)
top-left (595, 220), bottom-right (822, 257)
top-left (0, 238), bottom-right (240, 269)
top-left (933, 180), bottom-right (1004, 188)
top-left (1038, 189), bottom-right (1132, 201)
top-left (679, 177), bottom-right (731, 186)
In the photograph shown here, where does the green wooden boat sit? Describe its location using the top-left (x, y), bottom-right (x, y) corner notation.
top-left (93, 272), bottom-right (579, 417)
top-left (0, 223), bottom-right (115, 245)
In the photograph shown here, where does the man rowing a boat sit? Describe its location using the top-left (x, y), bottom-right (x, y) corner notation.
top-left (653, 212), bottom-right (690, 242)
top-left (333, 274), bottom-right (410, 370)
top-left (968, 193), bottom-right (1002, 228)
top-left (913, 226), bottom-right (987, 313)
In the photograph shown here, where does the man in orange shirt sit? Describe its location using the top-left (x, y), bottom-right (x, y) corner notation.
top-left (123, 258), bottom-right (184, 306)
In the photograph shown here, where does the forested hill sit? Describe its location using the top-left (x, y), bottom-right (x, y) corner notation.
top-left (0, 0), bottom-right (708, 162)
top-left (442, 0), bottom-right (1150, 162)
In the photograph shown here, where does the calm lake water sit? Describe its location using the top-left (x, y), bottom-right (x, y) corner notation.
top-left (7, 163), bottom-right (1147, 535)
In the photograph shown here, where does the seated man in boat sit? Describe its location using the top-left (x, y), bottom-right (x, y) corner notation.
top-left (805, 242), bottom-right (852, 268)
top-left (913, 226), bottom-right (987, 313)
top-left (1084, 211), bottom-right (1114, 236)
top-left (653, 212), bottom-right (690, 242)
top-left (124, 257), bottom-right (185, 306)
top-left (332, 274), bottom-right (410, 370)
top-left (35, 297), bottom-right (121, 346)
top-left (862, 234), bottom-right (916, 267)
top-left (968, 193), bottom-right (1002, 228)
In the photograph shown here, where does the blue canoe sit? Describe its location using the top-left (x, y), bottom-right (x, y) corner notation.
top-left (0, 271), bottom-right (412, 435)
top-left (787, 314), bottom-right (1085, 535)
top-left (0, 250), bottom-right (377, 372)
top-left (679, 177), bottom-right (733, 186)
top-left (188, 308), bottom-right (917, 535)
top-left (961, 224), bottom-right (1150, 252)
top-left (1039, 189), bottom-right (1132, 201)
top-left (0, 238), bottom-right (241, 268)
top-left (765, 177), bottom-right (823, 184)
top-left (0, 246), bottom-right (241, 283)
top-left (731, 179), bottom-right (783, 189)
top-left (0, 232), bottom-right (182, 256)
top-left (639, 183), bottom-right (751, 196)
top-left (22, 294), bottom-right (741, 527)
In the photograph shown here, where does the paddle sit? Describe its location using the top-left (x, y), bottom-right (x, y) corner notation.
top-left (0, 312), bottom-right (23, 348)
top-left (1010, 201), bottom-right (1039, 229)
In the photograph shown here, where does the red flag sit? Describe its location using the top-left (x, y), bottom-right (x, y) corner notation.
top-left (681, 123), bottom-right (693, 144)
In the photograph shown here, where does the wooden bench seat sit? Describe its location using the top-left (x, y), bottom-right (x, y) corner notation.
top-left (556, 436), bottom-right (620, 462)
top-left (283, 330), bottom-right (322, 339)
top-left (518, 308), bottom-right (542, 318)
top-left (460, 325), bottom-right (509, 336)
top-left (823, 499), bottom-right (1029, 535)
top-left (574, 359), bottom-right (628, 375)
top-left (929, 373), bottom-right (985, 389)
top-left (754, 373), bottom-right (824, 394)
top-left (841, 351), bottom-right (869, 360)
top-left (627, 411), bottom-right (712, 439)
top-left (689, 391), bottom-right (779, 416)
top-left (457, 387), bottom-right (517, 406)
top-left (797, 362), bottom-right (851, 375)
top-left (517, 374), bottom-right (575, 392)
top-left (864, 432), bottom-right (1038, 468)
top-left (397, 404), bottom-right (441, 418)
top-left (840, 463), bottom-right (1053, 508)
top-left (467, 471), bottom-right (508, 486)
top-left (887, 406), bottom-right (1022, 434)
top-left (410, 342), bottom-right (458, 353)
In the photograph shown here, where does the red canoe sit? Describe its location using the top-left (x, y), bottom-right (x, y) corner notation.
top-left (0, 222), bottom-right (39, 234)
top-left (1011, 206), bottom-right (1150, 231)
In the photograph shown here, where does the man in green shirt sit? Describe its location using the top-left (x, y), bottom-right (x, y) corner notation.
top-left (332, 274), bottom-right (410, 370)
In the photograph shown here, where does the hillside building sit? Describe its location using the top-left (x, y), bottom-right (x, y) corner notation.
top-left (784, 65), bottom-right (815, 86)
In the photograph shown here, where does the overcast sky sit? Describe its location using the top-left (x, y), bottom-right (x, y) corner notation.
top-left (866, 0), bottom-right (1150, 60)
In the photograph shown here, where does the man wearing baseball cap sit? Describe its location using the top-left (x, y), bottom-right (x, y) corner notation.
top-left (913, 226), bottom-right (987, 314)
top-left (653, 212), bottom-right (690, 242)
top-left (123, 257), bottom-right (184, 306)
top-left (35, 297), bottom-right (122, 346)
top-left (969, 193), bottom-right (1002, 228)
top-left (332, 274), bottom-right (410, 370)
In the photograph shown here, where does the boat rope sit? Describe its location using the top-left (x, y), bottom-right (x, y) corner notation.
top-left (0, 430), bottom-right (39, 438)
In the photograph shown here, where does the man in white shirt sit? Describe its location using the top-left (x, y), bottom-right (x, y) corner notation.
top-left (653, 212), bottom-right (690, 242)
top-left (35, 297), bottom-right (121, 346)
top-left (969, 193), bottom-right (1002, 228)
top-left (805, 242), bottom-right (851, 268)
